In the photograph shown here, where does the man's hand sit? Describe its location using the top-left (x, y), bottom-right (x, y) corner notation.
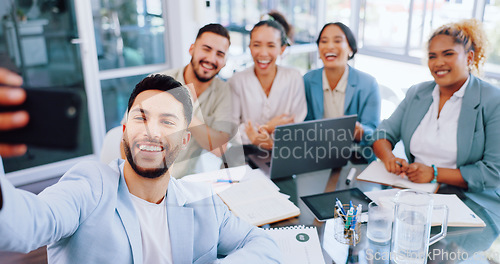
top-left (188, 116), bottom-right (230, 157)
top-left (406, 163), bottom-right (434, 183)
top-left (263, 114), bottom-right (294, 134)
top-left (0, 68), bottom-right (28, 157)
top-left (245, 121), bottom-right (273, 150)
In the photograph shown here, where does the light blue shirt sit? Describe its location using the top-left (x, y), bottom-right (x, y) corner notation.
top-left (0, 159), bottom-right (282, 263)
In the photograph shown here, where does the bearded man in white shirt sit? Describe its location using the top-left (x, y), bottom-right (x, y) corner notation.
top-left (158, 23), bottom-right (241, 178)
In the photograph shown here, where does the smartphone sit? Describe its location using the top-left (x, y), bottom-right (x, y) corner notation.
top-left (0, 87), bottom-right (81, 150)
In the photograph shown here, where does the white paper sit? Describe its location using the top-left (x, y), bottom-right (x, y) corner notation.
top-left (217, 178), bottom-right (300, 226)
top-left (182, 165), bottom-right (277, 193)
top-left (357, 161), bottom-right (438, 193)
top-left (432, 194), bottom-right (485, 227)
top-left (364, 189), bottom-right (485, 227)
top-left (322, 219), bottom-right (349, 264)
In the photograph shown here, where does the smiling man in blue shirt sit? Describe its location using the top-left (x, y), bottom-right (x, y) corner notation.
top-left (0, 73), bottom-right (281, 264)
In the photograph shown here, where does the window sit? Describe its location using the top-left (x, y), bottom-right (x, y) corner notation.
top-left (93, 0), bottom-right (170, 131)
top-left (483, 0), bottom-right (500, 77)
top-left (93, 0), bottom-right (166, 71)
top-left (325, 0), bottom-right (351, 26)
top-left (1, 0), bottom-right (93, 176)
top-left (101, 74), bottom-right (149, 130)
top-left (355, 0), bottom-right (487, 61)
top-left (215, 0), bottom-right (321, 75)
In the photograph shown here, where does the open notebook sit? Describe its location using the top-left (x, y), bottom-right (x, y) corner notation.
top-left (217, 178), bottom-right (300, 226)
top-left (183, 166), bottom-right (299, 226)
top-left (357, 161), bottom-right (439, 193)
top-left (263, 226), bottom-right (325, 264)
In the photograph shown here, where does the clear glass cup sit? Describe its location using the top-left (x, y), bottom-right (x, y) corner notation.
top-left (367, 201), bottom-right (393, 244)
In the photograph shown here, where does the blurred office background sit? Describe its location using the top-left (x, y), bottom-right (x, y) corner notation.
top-left (1, 0), bottom-right (500, 187)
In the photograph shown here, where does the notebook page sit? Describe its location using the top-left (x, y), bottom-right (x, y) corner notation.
top-left (432, 194), bottom-right (485, 227)
top-left (217, 178), bottom-right (279, 205)
top-left (229, 196), bottom-right (300, 226)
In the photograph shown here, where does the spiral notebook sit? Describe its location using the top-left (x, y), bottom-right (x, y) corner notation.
top-left (263, 226), bottom-right (325, 264)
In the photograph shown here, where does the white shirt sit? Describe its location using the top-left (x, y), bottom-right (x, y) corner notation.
top-left (130, 194), bottom-right (173, 264)
top-left (229, 66), bottom-right (307, 144)
top-left (322, 66), bottom-right (348, 119)
top-left (410, 78), bottom-right (469, 168)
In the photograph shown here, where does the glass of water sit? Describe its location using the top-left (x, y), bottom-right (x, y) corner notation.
top-left (366, 201), bottom-right (393, 244)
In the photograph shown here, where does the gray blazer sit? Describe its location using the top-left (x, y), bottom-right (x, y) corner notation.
top-left (373, 75), bottom-right (500, 192)
top-left (0, 159), bottom-right (281, 263)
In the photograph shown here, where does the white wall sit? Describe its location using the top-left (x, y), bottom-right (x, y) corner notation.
top-left (165, 0), bottom-right (219, 67)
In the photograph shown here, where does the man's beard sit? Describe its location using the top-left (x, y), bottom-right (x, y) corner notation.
top-left (123, 138), bottom-right (181, 179)
top-left (191, 59), bottom-right (217, 83)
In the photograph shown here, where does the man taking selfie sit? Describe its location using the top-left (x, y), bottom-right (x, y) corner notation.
top-left (0, 74), bottom-right (281, 263)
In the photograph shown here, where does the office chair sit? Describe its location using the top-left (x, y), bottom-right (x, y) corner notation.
top-left (100, 126), bottom-right (123, 164)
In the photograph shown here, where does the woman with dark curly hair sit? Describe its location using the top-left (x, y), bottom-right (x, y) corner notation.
top-left (372, 19), bottom-right (500, 193)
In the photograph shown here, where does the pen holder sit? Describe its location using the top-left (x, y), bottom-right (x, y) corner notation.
top-left (333, 204), bottom-right (361, 245)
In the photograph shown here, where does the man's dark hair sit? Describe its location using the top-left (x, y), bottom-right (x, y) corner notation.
top-left (127, 74), bottom-right (193, 126)
top-left (316, 22), bottom-right (358, 60)
top-left (252, 20), bottom-right (288, 47)
top-left (196, 23), bottom-right (230, 45)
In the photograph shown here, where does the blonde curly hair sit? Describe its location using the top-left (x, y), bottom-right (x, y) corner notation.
top-left (428, 18), bottom-right (489, 76)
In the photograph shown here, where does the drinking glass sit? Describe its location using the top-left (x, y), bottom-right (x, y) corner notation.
top-left (367, 201), bottom-right (392, 244)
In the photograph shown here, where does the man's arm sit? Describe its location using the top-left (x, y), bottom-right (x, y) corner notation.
top-left (186, 82), bottom-right (233, 157)
top-left (213, 195), bottom-right (282, 263)
top-left (189, 117), bottom-right (230, 157)
top-left (0, 161), bottom-right (102, 253)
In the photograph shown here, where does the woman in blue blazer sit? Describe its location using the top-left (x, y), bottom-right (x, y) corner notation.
top-left (372, 19), bottom-right (500, 193)
top-left (303, 22), bottom-right (381, 161)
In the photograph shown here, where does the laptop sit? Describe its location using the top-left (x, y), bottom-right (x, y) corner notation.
top-left (248, 115), bottom-right (357, 179)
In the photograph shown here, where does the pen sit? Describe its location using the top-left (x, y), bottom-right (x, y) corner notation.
top-left (350, 204), bottom-right (361, 230)
top-left (345, 208), bottom-right (354, 229)
top-left (336, 198), bottom-right (346, 215)
top-left (345, 168), bottom-right (357, 185)
top-left (350, 207), bottom-right (357, 230)
top-left (335, 205), bottom-right (346, 222)
top-left (215, 179), bottom-right (240, 183)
